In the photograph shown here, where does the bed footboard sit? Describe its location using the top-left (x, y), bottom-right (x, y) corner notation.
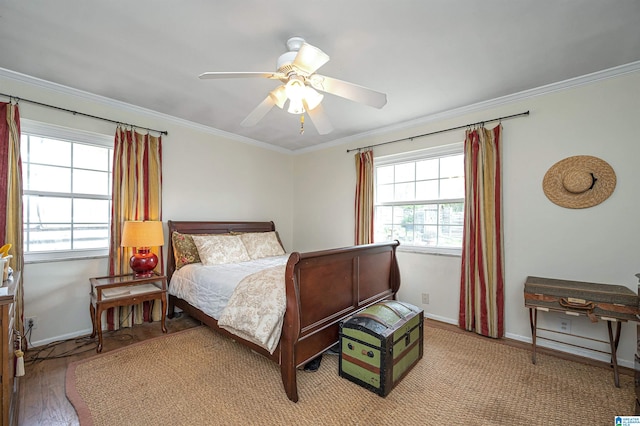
top-left (280, 241), bottom-right (400, 402)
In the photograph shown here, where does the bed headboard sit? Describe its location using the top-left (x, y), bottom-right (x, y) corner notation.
top-left (166, 220), bottom-right (277, 282)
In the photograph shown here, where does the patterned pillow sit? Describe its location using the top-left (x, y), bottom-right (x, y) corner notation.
top-left (192, 234), bottom-right (251, 265)
top-left (239, 232), bottom-right (285, 260)
top-left (172, 231), bottom-right (202, 270)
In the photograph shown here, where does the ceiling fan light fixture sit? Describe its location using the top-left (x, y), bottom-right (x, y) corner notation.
top-left (287, 98), bottom-right (305, 115)
top-left (303, 86), bottom-right (323, 111)
top-left (270, 86), bottom-right (287, 109)
top-left (284, 77), bottom-right (305, 102)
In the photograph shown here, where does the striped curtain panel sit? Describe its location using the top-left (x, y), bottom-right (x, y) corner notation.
top-left (108, 127), bottom-right (163, 330)
top-left (0, 103), bottom-right (24, 343)
top-left (459, 125), bottom-right (504, 338)
top-left (354, 149), bottom-right (374, 245)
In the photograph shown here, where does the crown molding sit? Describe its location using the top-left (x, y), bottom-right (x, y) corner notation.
top-left (0, 67), bottom-right (291, 155)
top-left (2, 60), bottom-right (639, 156)
top-left (293, 60), bottom-right (640, 154)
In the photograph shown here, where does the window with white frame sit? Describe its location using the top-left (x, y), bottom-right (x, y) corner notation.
top-left (374, 144), bottom-right (465, 254)
top-left (21, 121), bottom-right (113, 261)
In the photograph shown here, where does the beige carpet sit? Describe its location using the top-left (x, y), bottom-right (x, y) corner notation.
top-left (66, 324), bottom-right (635, 425)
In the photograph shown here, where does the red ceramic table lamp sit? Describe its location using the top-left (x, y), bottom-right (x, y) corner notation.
top-left (120, 221), bottom-right (164, 278)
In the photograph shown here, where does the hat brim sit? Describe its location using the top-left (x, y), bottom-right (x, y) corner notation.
top-left (542, 155), bottom-right (616, 209)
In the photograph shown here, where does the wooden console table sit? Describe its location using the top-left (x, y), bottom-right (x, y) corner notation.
top-left (524, 276), bottom-right (640, 388)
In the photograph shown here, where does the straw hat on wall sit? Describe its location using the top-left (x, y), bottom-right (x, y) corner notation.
top-left (542, 155), bottom-right (616, 209)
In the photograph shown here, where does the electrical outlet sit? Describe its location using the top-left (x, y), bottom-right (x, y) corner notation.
top-left (559, 318), bottom-right (571, 334)
top-left (421, 293), bottom-right (429, 304)
top-left (26, 316), bottom-right (38, 330)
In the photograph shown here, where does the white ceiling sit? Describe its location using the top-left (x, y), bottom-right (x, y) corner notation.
top-left (1, 1), bottom-right (639, 151)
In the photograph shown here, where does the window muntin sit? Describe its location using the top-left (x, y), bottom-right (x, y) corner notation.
top-left (374, 146), bottom-right (464, 254)
top-left (20, 123), bottom-right (113, 261)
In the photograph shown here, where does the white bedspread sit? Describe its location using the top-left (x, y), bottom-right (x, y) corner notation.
top-left (169, 254), bottom-right (289, 352)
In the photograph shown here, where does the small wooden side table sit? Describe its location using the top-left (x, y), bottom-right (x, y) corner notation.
top-left (89, 272), bottom-right (167, 352)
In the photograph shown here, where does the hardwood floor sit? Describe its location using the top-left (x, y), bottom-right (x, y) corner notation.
top-left (17, 317), bottom-right (631, 425)
top-left (18, 314), bottom-right (200, 426)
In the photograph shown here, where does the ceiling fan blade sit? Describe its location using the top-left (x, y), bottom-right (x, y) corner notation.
top-left (309, 74), bottom-right (387, 108)
top-left (303, 102), bottom-right (334, 135)
top-left (199, 72), bottom-right (283, 80)
top-left (240, 95), bottom-right (276, 127)
top-left (293, 43), bottom-right (330, 75)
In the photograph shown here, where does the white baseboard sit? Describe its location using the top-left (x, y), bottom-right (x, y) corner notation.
top-left (505, 331), bottom-right (634, 370)
top-left (28, 328), bottom-right (93, 349)
top-left (425, 312), bottom-right (458, 325)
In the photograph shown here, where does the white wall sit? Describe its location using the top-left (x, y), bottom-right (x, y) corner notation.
top-left (293, 70), bottom-right (640, 368)
top-left (1, 72), bottom-right (294, 346)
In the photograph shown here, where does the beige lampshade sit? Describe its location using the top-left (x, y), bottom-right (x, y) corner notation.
top-left (120, 221), bottom-right (164, 248)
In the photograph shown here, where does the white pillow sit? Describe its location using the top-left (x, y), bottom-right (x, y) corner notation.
top-left (239, 232), bottom-right (285, 260)
top-left (192, 234), bottom-right (250, 265)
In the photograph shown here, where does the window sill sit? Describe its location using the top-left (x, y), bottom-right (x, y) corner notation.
top-left (25, 250), bottom-right (109, 264)
top-left (397, 246), bottom-right (461, 257)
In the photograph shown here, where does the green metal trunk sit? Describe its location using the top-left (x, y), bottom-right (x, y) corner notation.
top-left (339, 300), bottom-right (424, 397)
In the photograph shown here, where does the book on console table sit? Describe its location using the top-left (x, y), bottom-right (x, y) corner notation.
top-left (101, 284), bottom-right (161, 299)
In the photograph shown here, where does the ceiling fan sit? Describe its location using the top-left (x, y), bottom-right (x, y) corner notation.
top-left (199, 37), bottom-right (387, 135)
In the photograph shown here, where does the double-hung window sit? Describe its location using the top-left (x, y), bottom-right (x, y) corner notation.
top-left (374, 144), bottom-right (465, 255)
top-left (21, 121), bottom-right (113, 262)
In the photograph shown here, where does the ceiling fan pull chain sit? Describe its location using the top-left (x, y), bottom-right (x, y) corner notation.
top-left (300, 114), bottom-right (305, 134)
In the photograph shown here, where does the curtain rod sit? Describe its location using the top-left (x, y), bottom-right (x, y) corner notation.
top-left (346, 110), bottom-right (529, 153)
top-left (0, 92), bottom-right (168, 136)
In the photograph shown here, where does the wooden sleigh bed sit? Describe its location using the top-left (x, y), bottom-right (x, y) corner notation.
top-left (166, 220), bottom-right (400, 402)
